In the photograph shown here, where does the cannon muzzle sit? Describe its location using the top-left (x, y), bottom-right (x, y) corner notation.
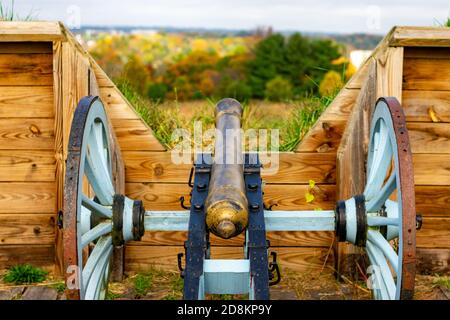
top-left (205, 98), bottom-right (248, 239)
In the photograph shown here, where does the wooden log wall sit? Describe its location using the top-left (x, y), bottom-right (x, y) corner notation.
top-left (403, 47), bottom-right (450, 274)
top-left (0, 41), bottom-right (57, 270)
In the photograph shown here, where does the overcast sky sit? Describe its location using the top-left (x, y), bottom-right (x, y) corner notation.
top-left (13, 0), bottom-right (450, 34)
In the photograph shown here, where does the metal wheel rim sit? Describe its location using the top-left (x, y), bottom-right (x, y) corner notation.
top-left (364, 97), bottom-right (416, 300)
top-left (64, 96), bottom-right (116, 300)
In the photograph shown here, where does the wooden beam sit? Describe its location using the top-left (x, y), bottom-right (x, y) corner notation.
top-left (123, 151), bottom-right (336, 184)
top-left (0, 182), bottom-right (56, 214)
top-left (126, 182), bottom-right (336, 211)
top-left (415, 186), bottom-right (450, 217)
top-left (0, 150), bottom-right (56, 182)
top-left (417, 217), bottom-right (450, 249)
top-left (0, 245), bottom-right (55, 270)
top-left (335, 59), bottom-right (377, 278)
top-left (110, 119), bottom-right (166, 151)
top-left (413, 154), bottom-right (450, 185)
top-left (0, 214), bottom-right (55, 245)
top-left (416, 248), bottom-right (450, 275)
top-left (390, 26), bottom-right (450, 47)
top-left (53, 40), bottom-right (64, 276)
top-left (0, 22), bottom-right (64, 42)
top-left (403, 58), bottom-right (450, 91)
top-left (0, 118), bottom-right (55, 150)
top-left (0, 86), bottom-right (54, 118)
top-left (376, 47), bottom-right (404, 101)
top-left (407, 123), bottom-right (450, 153)
top-left (0, 53), bottom-right (53, 86)
top-left (403, 90), bottom-right (450, 122)
top-left (124, 245), bottom-right (334, 274)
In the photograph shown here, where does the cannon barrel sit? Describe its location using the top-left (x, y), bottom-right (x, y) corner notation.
top-left (205, 98), bottom-right (248, 239)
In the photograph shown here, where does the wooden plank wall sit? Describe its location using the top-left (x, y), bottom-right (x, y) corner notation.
top-left (403, 47), bottom-right (450, 274)
top-left (0, 42), bottom-right (56, 270)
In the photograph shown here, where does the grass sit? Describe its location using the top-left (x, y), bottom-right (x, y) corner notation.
top-left (133, 272), bottom-right (153, 298)
top-left (3, 264), bottom-right (48, 285)
top-left (0, 0), bottom-right (36, 21)
top-left (49, 281), bottom-right (66, 294)
top-left (117, 80), bottom-right (333, 152)
top-left (432, 275), bottom-right (450, 291)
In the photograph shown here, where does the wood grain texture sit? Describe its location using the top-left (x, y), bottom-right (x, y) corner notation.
top-left (296, 120), bottom-right (345, 153)
top-left (416, 217), bottom-right (450, 248)
top-left (0, 245), bottom-right (55, 269)
top-left (123, 152), bottom-right (336, 184)
top-left (110, 118), bottom-right (165, 151)
top-left (413, 154), bottom-right (450, 185)
top-left (98, 87), bottom-right (141, 119)
top-left (345, 60), bottom-right (370, 89)
top-left (416, 248), bottom-right (450, 275)
top-left (403, 90), bottom-right (450, 122)
top-left (124, 245), bottom-right (334, 273)
top-left (0, 150), bottom-right (56, 182)
top-left (319, 89), bottom-right (359, 121)
top-left (390, 26), bottom-right (450, 47)
top-left (415, 186), bottom-right (450, 217)
top-left (0, 21), bottom-right (63, 41)
top-left (126, 183), bottom-right (335, 211)
top-left (0, 42), bottom-right (52, 54)
top-left (132, 230), bottom-right (334, 248)
top-left (403, 58), bottom-right (450, 91)
top-left (53, 40), bottom-right (64, 276)
top-left (404, 47), bottom-right (450, 59)
top-left (0, 118), bottom-right (54, 149)
top-left (0, 214), bottom-right (55, 245)
top-left (0, 53), bottom-right (53, 85)
top-left (407, 123), bottom-right (450, 153)
top-left (376, 47), bottom-right (403, 101)
top-left (0, 86), bottom-right (54, 118)
top-left (0, 182), bottom-right (56, 214)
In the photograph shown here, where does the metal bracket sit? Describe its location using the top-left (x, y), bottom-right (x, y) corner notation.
top-left (183, 154), bottom-right (211, 300)
top-left (244, 153), bottom-right (270, 299)
top-left (268, 252), bottom-right (281, 286)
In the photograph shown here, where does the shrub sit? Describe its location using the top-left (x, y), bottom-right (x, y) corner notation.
top-left (3, 264), bottom-right (48, 284)
top-left (147, 82), bottom-right (168, 102)
top-left (319, 70), bottom-right (343, 97)
top-left (224, 80), bottom-right (252, 101)
top-left (264, 76), bottom-right (293, 101)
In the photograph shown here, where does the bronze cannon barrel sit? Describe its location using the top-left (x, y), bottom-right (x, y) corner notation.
top-left (205, 98), bottom-right (249, 239)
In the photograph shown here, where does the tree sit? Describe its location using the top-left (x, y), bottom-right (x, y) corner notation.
top-left (319, 70), bottom-right (343, 97)
top-left (265, 76), bottom-right (293, 101)
top-left (247, 34), bottom-right (286, 98)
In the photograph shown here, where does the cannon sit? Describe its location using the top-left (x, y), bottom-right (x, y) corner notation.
top-left (63, 96), bottom-right (418, 300)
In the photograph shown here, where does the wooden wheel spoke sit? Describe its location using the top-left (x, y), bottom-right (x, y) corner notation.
top-left (366, 242), bottom-right (396, 300)
top-left (82, 235), bottom-right (112, 292)
top-left (365, 120), bottom-right (393, 200)
top-left (85, 130), bottom-right (114, 205)
top-left (367, 230), bottom-right (399, 272)
top-left (85, 245), bottom-right (112, 300)
top-left (81, 222), bottom-right (112, 248)
top-left (366, 173), bottom-right (396, 212)
top-left (367, 216), bottom-right (399, 227)
top-left (82, 194), bottom-right (112, 219)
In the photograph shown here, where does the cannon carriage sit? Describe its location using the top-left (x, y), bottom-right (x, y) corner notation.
top-left (63, 95), bottom-right (418, 300)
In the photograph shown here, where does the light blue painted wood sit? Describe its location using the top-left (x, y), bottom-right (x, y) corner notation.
top-left (81, 222), bottom-right (112, 248)
top-left (81, 195), bottom-right (112, 219)
top-left (203, 259), bottom-right (250, 295)
top-left (143, 210), bottom-right (336, 232)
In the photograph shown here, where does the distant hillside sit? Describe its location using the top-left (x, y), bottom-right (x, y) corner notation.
top-left (74, 26), bottom-right (382, 50)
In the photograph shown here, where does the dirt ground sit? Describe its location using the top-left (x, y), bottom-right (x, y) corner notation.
top-left (0, 268), bottom-right (448, 300)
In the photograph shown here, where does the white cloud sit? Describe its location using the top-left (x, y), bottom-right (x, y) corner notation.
top-left (13, 0), bottom-right (450, 34)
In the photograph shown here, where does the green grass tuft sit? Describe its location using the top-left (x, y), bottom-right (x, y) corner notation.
top-left (50, 282), bottom-right (66, 294)
top-left (3, 264), bottom-right (48, 285)
top-left (133, 273), bottom-right (152, 298)
top-left (432, 275), bottom-right (450, 291)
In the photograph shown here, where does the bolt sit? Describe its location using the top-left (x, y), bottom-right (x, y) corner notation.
top-left (248, 183), bottom-right (258, 191)
top-left (250, 203), bottom-right (260, 211)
